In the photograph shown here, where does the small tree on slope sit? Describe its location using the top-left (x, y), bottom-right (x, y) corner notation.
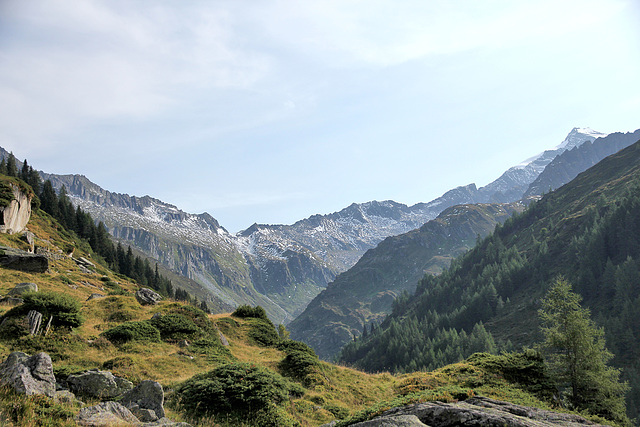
top-left (538, 276), bottom-right (629, 424)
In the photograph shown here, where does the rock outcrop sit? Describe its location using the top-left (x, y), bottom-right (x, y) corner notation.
top-left (136, 288), bottom-right (162, 305)
top-left (0, 351), bottom-right (56, 398)
top-left (8, 282), bottom-right (38, 295)
top-left (119, 380), bottom-right (166, 422)
top-left (0, 182), bottom-right (32, 234)
top-left (350, 397), bottom-right (609, 427)
top-left (76, 401), bottom-right (141, 426)
top-left (0, 246), bottom-right (48, 272)
top-left (67, 369), bottom-right (134, 399)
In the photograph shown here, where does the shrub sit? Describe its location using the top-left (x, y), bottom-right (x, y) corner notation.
top-left (248, 319), bottom-right (280, 347)
top-left (277, 339), bottom-right (321, 385)
top-left (2, 291), bottom-right (84, 329)
top-left (150, 313), bottom-right (201, 341)
top-left (276, 339), bottom-right (317, 357)
top-left (101, 321), bottom-right (161, 344)
top-left (232, 305), bottom-right (270, 321)
top-left (175, 362), bottom-right (303, 423)
top-left (465, 350), bottom-right (555, 399)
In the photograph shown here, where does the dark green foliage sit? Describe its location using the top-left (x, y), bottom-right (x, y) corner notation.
top-left (337, 141), bottom-right (640, 422)
top-left (0, 181), bottom-right (14, 207)
top-left (6, 152), bottom-right (17, 177)
top-left (101, 320), bottom-right (161, 344)
top-left (189, 338), bottom-right (235, 364)
top-left (466, 351), bottom-right (555, 400)
top-left (2, 291), bottom-right (84, 329)
top-left (248, 318), bottom-right (281, 347)
top-left (150, 314), bottom-right (201, 341)
top-left (174, 362), bottom-right (302, 424)
top-left (276, 339), bottom-right (317, 356)
top-left (232, 304), bottom-right (270, 321)
top-left (538, 277), bottom-right (629, 424)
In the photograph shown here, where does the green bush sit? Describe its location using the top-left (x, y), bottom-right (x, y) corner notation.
top-left (175, 362), bottom-right (303, 423)
top-left (466, 350), bottom-right (555, 399)
top-left (232, 305), bottom-right (270, 321)
top-left (189, 338), bottom-right (236, 364)
top-left (279, 350), bottom-right (320, 383)
top-left (248, 319), bottom-right (280, 347)
top-left (277, 339), bottom-right (317, 357)
top-left (2, 291), bottom-right (84, 329)
top-left (101, 320), bottom-right (161, 344)
top-left (150, 314), bottom-right (201, 341)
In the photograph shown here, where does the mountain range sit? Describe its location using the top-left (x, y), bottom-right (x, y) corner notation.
top-left (10, 127), bottom-right (639, 327)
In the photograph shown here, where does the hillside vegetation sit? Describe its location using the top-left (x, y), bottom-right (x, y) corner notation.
top-left (339, 140), bottom-right (640, 422)
top-left (0, 180), bottom-right (624, 426)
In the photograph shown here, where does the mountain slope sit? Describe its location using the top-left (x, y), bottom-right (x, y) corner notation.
top-left (289, 201), bottom-right (525, 360)
top-left (524, 128), bottom-right (640, 198)
top-left (338, 138), bottom-right (640, 420)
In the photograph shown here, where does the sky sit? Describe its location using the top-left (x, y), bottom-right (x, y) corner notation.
top-left (1, 1), bottom-right (639, 233)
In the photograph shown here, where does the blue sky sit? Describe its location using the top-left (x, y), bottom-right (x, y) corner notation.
top-left (1, 0), bottom-right (639, 232)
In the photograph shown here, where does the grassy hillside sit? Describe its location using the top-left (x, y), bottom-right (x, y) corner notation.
top-left (0, 205), bottom-right (620, 426)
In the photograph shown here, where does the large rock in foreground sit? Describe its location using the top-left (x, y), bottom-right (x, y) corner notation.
top-left (76, 401), bottom-right (140, 426)
top-left (120, 380), bottom-right (166, 421)
top-left (0, 181), bottom-right (32, 234)
top-left (67, 369), bottom-right (134, 399)
top-left (346, 397), bottom-right (609, 427)
top-left (0, 246), bottom-right (48, 273)
top-left (0, 351), bottom-right (56, 398)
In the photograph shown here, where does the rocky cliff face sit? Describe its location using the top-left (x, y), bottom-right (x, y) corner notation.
top-left (0, 181), bottom-right (32, 234)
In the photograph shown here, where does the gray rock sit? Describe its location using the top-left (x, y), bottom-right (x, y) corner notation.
top-left (351, 414), bottom-right (427, 426)
top-left (76, 256), bottom-right (96, 268)
top-left (67, 369), bottom-right (134, 399)
top-left (136, 288), bottom-right (162, 305)
top-left (0, 183), bottom-right (32, 234)
top-left (21, 230), bottom-right (35, 252)
top-left (120, 380), bottom-right (166, 421)
top-left (8, 282), bottom-right (38, 295)
top-left (379, 396), bottom-right (610, 427)
top-left (140, 419), bottom-right (193, 426)
top-left (86, 293), bottom-right (106, 301)
top-left (0, 351), bottom-right (56, 397)
top-left (0, 246), bottom-right (48, 273)
top-left (76, 401), bottom-right (140, 426)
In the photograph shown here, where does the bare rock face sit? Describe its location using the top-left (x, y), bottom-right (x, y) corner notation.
top-left (0, 246), bottom-right (48, 273)
top-left (351, 415), bottom-right (427, 426)
top-left (372, 396), bottom-right (610, 427)
top-left (67, 369), bottom-right (134, 399)
top-left (76, 401), bottom-right (140, 426)
top-left (8, 282), bottom-right (38, 295)
top-left (135, 288), bottom-right (162, 305)
top-left (0, 182), bottom-right (32, 234)
top-left (120, 380), bottom-right (166, 422)
top-left (0, 351), bottom-right (56, 398)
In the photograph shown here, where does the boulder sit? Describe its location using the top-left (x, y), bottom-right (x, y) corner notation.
top-left (0, 351), bottom-right (56, 397)
top-left (86, 293), bottom-right (106, 301)
top-left (120, 380), bottom-right (166, 421)
top-left (378, 396), bottom-right (610, 427)
top-left (136, 288), bottom-right (162, 306)
top-left (351, 415), bottom-right (427, 426)
top-left (67, 369), bottom-right (134, 399)
top-left (76, 401), bottom-right (140, 426)
top-left (8, 282), bottom-right (38, 295)
top-left (0, 246), bottom-right (48, 273)
top-left (21, 230), bottom-right (35, 252)
top-left (0, 297), bottom-right (23, 305)
top-left (0, 182), bottom-right (32, 234)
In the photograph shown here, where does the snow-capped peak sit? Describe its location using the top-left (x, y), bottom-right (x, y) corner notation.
top-left (555, 127), bottom-right (608, 151)
top-left (515, 127), bottom-right (608, 169)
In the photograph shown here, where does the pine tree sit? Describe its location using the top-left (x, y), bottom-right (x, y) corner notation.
top-left (538, 277), bottom-right (629, 424)
top-left (6, 152), bottom-right (17, 177)
top-left (0, 158), bottom-right (7, 175)
top-left (20, 158), bottom-right (29, 181)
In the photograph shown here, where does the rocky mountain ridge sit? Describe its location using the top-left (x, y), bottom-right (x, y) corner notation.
top-left (1, 127), bottom-right (617, 324)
